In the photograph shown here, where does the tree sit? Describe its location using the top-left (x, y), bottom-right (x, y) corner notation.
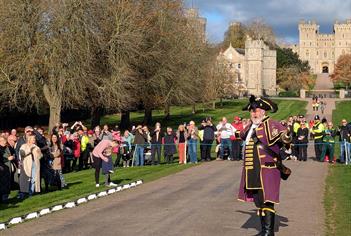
top-left (84, 0), bottom-right (144, 128)
top-left (246, 18), bottom-right (276, 47)
top-left (0, 0), bottom-right (141, 131)
top-left (0, 0), bottom-right (99, 130)
top-left (0, 0), bottom-right (211, 130)
top-left (130, 0), bottom-right (209, 124)
top-left (275, 47), bottom-right (313, 92)
top-left (222, 22), bottom-right (246, 49)
top-left (331, 54), bottom-right (351, 88)
top-left (277, 47), bottom-right (310, 72)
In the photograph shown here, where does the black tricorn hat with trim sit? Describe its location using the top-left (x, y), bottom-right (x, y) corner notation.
top-left (242, 95), bottom-right (278, 113)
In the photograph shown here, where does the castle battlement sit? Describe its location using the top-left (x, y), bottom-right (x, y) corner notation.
top-left (317, 34), bottom-right (334, 40)
top-left (335, 19), bottom-right (351, 25)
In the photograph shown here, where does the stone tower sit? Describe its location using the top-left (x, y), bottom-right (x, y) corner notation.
top-left (296, 19), bottom-right (351, 74)
top-left (334, 19), bottom-right (351, 64)
top-left (245, 37), bottom-right (276, 96)
top-left (298, 20), bottom-right (319, 73)
top-left (184, 8), bottom-right (207, 43)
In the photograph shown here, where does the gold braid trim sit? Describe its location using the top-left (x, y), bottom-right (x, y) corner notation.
top-left (261, 208), bottom-right (276, 216)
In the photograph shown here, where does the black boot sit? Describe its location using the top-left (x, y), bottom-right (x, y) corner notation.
top-left (261, 209), bottom-right (275, 236)
top-left (258, 209), bottom-right (265, 235)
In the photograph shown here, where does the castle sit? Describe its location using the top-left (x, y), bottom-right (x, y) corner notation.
top-left (184, 8), bottom-right (207, 43)
top-left (218, 36), bottom-right (277, 96)
top-left (292, 19), bottom-right (351, 74)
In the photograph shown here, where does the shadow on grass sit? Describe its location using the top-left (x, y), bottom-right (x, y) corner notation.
top-left (237, 210), bottom-right (289, 234)
top-left (66, 181), bottom-right (83, 187)
top-left (111, 178), bottom-right (132, 184)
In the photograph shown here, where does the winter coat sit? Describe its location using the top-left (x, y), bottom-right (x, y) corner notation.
top-left (199, 124), bottom-right (216, 141)
top-left (20, 144), bottom-right (42, 193)
top-left (164, 132), bottom-right (177, 156)
top-left (176, 130), bottom-right (188, 144)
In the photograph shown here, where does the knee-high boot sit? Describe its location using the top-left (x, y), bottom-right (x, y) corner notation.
top-left (261, 208), bottom-right (275, 236)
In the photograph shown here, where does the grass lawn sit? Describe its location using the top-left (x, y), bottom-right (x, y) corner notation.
top-left (100, 99), bottom-right (308, 129)
top-left (0, 163), bottom-right (193, 223)
top-left (333, 101), bottom-right (351, 126)
top-left (323, 100), bottom-right (351, 235)
top-left (324, 165), bottom-right (351, 236)
top-left (0, 99), bottom-right (307, 224)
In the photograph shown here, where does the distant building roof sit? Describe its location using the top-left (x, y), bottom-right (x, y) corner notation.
top-left (235, 48), bottom-right (245, 55)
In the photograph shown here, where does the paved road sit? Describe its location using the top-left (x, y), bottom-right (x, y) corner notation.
top-left (305, 73), bottom-right (336, 158)
top-left (2, 160), bottom-right (326, 236)
top-left (314, 73), bottom-right (334, 90)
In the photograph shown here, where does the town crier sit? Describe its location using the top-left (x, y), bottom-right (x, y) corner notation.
top-left (238, 95), bottom-right (291, 236)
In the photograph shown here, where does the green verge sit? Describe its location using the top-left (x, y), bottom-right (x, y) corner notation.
top-left (324, 165), bottom-right (351, 236)
top-left (0, 99), bottom-right (307, 223)
top-left (332, 101), bottom-right (351, 159)
top-left (0, 163), bottom-right (193, 223)
top-left (324, 100), bottom-right (351, 235)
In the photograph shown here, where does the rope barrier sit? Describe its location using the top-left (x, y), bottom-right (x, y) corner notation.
top-left (116, 141), bottom-right (350, 147)
top-left (120, 141), bottom-right (351, 165)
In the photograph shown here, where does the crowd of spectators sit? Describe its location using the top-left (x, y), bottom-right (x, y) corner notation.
top-left (1, 114), bottom-right (351, 204)
top-left (282, 114), bottom-right (351, 164)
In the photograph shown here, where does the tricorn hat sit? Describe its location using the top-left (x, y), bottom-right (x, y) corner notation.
top-left (242, 95), bottom-right (278, 113)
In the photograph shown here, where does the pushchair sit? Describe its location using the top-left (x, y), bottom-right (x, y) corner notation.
top-left (144, 144), bottom-right (152, 165)
top-left (215, 142), bottom-right (231, 159)
top-left (119, 142), bottom-right (132, 168)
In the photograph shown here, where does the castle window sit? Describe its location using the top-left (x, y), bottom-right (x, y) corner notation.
top-left (238, 64), bottom-right (241, 69)
top-left (310, 42), bottom-right (312, 46)
top-left (339, 42), bottom-right (341, 46)
top-left (324, 52), bottom-right (327, 58)
top-left (306, 50), bottom-right (309, 57)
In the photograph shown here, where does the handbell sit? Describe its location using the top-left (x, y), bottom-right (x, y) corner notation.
top-left (281, 131), bottom-right (292, 144)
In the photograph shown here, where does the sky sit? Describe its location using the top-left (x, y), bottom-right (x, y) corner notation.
top-left (184, 0), bottom-right (351, 44)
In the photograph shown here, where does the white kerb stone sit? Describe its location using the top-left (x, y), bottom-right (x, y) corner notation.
top-left (98, 191), bottom-right (107, 197)
top-left (77, 198), bottom-right (87, 204)
top-left (25, 212), bottom-right (38, 220)
top-left (0, 223), bottom-right (6, 230)
top-left (9, 217), bottom-right (22, 225)
top-left (116, 186), bottom-right (122, 192)
top-left (108, 189), bottom-right (116, 194)
top-left (52, 205), bottom-right (63, 212)
top-left (136, 180), bottom-right (143, 185)
top-left (123, 184), bottom-right (130, 189)
top-left (130, 182), bottom-right (136, 187)
top-left (39, 208), bottom-right (51, 216)
top-left (64, 202), bottom-right (76, 209)
top-left (87, 194), bottom-right (97, 200)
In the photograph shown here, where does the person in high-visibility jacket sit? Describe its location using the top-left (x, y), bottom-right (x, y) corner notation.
top-left (292, 116), bottom-right (302, 158)
top-left (80, 129), bottom-right (91, 170)
top-left (320, 122), bottom-right (337, 163)
top-left (311, 115), bottom-right (325, 159)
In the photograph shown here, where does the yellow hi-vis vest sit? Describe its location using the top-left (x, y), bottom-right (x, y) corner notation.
top-left (313, 122), bottom-right (325, 139)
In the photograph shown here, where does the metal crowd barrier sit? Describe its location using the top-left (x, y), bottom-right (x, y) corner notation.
top-left (345, 141), bottom-right (351, 165)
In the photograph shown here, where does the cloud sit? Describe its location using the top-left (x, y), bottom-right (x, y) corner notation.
top-left (185, 0), bottom-right (351, 43)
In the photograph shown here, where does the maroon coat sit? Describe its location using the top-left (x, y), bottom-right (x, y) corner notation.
top-left (238, 116), bottom-right (286, 204)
